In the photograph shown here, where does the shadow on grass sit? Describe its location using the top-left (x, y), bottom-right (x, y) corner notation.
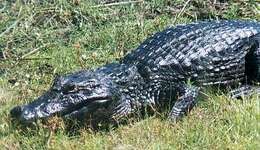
top-left (9, 108), bottom-right (165, 137)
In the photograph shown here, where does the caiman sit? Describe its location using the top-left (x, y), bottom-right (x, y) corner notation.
top-left (10, 20), bottom-right (260, 124)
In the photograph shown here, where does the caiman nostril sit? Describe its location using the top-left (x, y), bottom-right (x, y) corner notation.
top-left (10, 106), bottom-right (23, 118)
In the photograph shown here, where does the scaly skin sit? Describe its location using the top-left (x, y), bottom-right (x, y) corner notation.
top-left (10, 20), bottom-right (260, 124)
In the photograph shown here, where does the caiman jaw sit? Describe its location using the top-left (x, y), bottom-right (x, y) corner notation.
top-left (10, 91), bottom-right (113, 124)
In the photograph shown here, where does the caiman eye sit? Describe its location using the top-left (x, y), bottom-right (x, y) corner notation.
top-left (62, 84), bottom-right (76, 93)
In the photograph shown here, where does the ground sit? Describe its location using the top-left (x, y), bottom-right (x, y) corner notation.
top-left (0, 0), bottom-right (259, 149)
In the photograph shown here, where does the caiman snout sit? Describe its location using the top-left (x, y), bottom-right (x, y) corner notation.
top-left (10, 105), bottom-right (36, 123)
top-left (10, 106), bottom-right (23, 119)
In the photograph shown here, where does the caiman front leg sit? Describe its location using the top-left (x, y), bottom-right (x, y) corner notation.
top-left (168, 85), bottom-right (199, 122)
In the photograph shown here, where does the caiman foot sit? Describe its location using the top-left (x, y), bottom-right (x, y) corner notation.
top-left (168, 85), bottom-right (199, 122)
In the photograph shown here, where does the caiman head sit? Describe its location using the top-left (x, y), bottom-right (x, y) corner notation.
top-left (10, 67), bottom-right (124, 124)
top-left (10, 64), bottom-right (142, 124)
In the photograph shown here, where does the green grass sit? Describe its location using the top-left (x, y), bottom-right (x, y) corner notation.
top-left (0, 0), bottom-right (260, 149)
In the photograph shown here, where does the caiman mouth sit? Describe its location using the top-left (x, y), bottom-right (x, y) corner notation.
top-left (10, 93), bottom-right (113, 124)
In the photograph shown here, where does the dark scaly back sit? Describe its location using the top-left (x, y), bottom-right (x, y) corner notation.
top-left (122, 20), bottom-right (260, 86)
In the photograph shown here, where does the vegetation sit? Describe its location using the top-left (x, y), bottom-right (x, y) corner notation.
top-left (0, 0), bottom-right (259, 149)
